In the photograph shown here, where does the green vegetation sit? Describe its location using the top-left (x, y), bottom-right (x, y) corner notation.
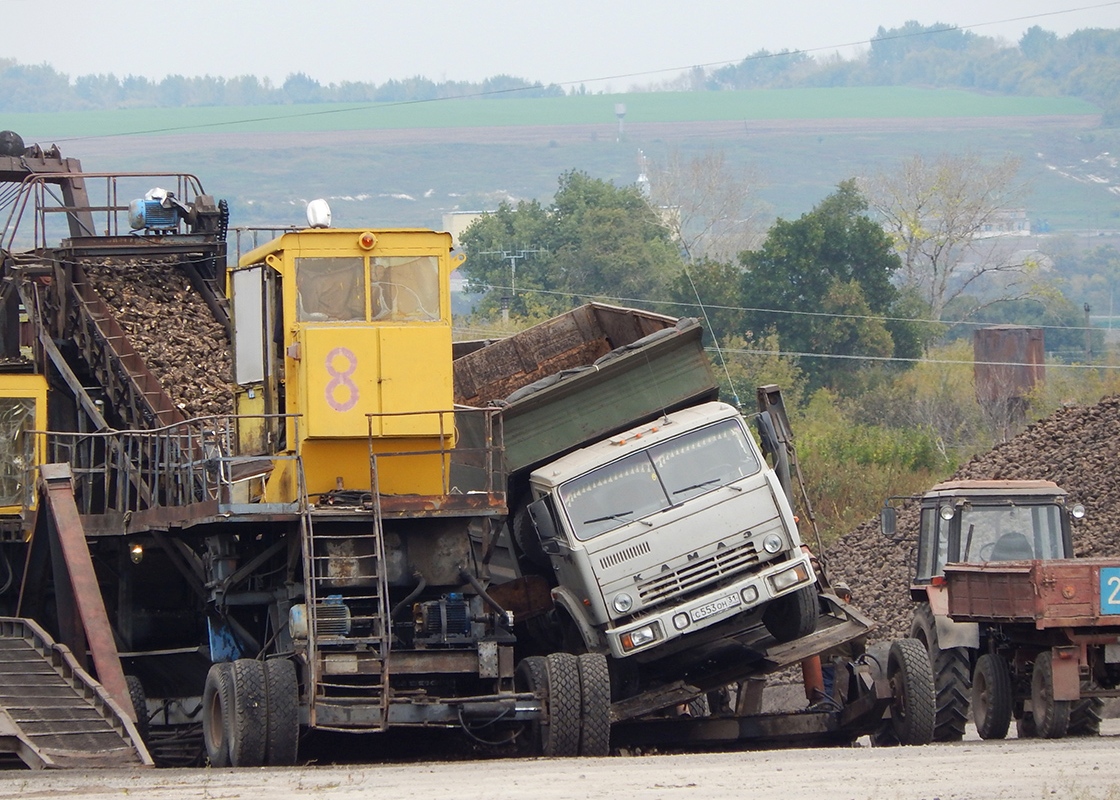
top-left (3, 88), bottom-right (1098, 141)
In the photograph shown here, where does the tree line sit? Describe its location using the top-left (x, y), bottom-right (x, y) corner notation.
top-left (1, 23), bottom-right (1118, 117)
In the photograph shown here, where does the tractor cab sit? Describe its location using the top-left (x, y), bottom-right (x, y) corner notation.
top-left (882, 480), bottom-right (1082, 598)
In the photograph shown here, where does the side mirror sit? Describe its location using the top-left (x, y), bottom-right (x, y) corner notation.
top-left (528, 497), bottom-right (558, 542)
top-left (880, 505), bottom-right (897, 538)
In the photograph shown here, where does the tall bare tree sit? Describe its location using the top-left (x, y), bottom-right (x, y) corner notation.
top-left (862, 153), bottom-right (1034, 320)
top-left (646, 148), bottom-right (765, 263)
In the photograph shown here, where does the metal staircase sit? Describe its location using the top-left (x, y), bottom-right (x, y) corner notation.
top-left (0, 617), bottom-right (151, 769)
top-left (301, 465), bottom-right (391, 731)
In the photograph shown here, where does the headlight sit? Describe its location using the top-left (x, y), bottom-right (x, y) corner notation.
top-left (672, 613), bottom-right (690, 630)
top-left (612, 593), bottom-right (634, 613)
top-left (1071, 504), bottom-right (1086, 520)
top-left (770, 563), bottom-right (811, 592)
top-left (621, 623), bottom-right (660, 652)
top-left (762, 533), bottom-right (783, 554)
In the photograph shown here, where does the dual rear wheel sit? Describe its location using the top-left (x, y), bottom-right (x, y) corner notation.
top-left (516, 652), bottom-right (611, 757)
top-left (203, 658), bottom-right (300, 767)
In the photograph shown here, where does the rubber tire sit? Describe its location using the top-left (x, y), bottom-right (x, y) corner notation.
top-left (1016, 712), bottom-right (1037, 739)
top-left (125, 674), bottom-right (150, 745)
top-left (909, 602), bottom-right (971, 742)
top-left (1031, 650), bottom-right (1071, 739)
top-left (543, 653), bottom-right (582, 757)
top-left (515, 656), bottom-right (550, 756)
top-left (762, 585), bottom-right (819, 643)
top-left (972, 653), bottom-right (1013, 740)
top-left (202, 662), bottom-right (234, 768)
top-left (229, 659), bottom-right (268, 767)
top-left (264, 658), bottom-right (300, 765)
top-left (1068, 695), bottom-right (1103, 737)
top-left (576, 653), bottom-right (611, 756)
top-left (885, 639), bottom-right (936, 746)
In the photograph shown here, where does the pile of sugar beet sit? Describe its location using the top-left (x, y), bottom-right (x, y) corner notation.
top-left (84, 259), bottom-right (235, 419)
top-left (823, 394), bottom-right (1120, 641)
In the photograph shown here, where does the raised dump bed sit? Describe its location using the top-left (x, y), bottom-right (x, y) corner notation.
top-left (453, 303), bottom-right (719, 481)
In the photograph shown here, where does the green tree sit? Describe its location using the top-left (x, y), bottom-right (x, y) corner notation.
top-left (460, 170), bottom-right (681, 317)
top-left (739, 180), bottom-right (918, 390)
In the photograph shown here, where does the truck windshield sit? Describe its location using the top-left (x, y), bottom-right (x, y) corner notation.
top-left (918, 502), bottom-right (1067, 580)
top-left (558, 418), bottom-right (761, 541)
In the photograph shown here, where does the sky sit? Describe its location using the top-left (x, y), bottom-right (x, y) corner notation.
top-left (2, 0), bottom-right (1120, 91)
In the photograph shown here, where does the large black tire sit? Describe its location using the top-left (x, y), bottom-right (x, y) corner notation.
top-left (229, 659), bottom-right (268, 767)
top-left (972, 653), bottom-right (1013, 740)
top-left (576, 653), bottom-right (611, 756)
top-left (762, 585), bottom-right (819, 643)
top-left (884, 639), bottom-right (935, 746)
top-left (1067, 695), bottom-right (1104, 737)
top-left (1031, 650), bottom-right (1071, 739)
top-left (909, 603), bottom-right (971, 742)
top-left (125, 674), bottom-right (150, 745)
top-left (543, 653), bottom-right (582, 757)
top-left (202, 662), bottom-right (234, 768)
top-left (263, 658), bottom-right (300, 765)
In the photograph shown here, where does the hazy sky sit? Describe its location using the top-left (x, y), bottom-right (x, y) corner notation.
top-left (4, 0), bottom-right (1120, 91)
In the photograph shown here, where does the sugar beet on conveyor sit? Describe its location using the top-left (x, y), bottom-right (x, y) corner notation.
top-left (0, 618), bottom-right (151, 769)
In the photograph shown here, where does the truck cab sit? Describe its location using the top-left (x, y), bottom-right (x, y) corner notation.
top-left (525, 401), bottom-right (817, 667)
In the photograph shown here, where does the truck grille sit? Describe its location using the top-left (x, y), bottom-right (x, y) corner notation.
top-left (636, 539), bottom-right (760, 605)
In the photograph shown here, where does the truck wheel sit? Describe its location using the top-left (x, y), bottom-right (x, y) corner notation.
top-left (229, 659), bottom-right (268, 767)
top-left (125, 674), bottom-right (150, 745)
top-left (1031, 651), bottom-right (1071, 739)
top-left (909, 602), bottom-right (971, 742)
top-left (883, 639), bottom-right (935, 746)
top-left (762, 585), bottom-right (819, 643)
top-left (202, 662), bottom-right (234, 767)
top-left (1067, 696), bottom-right (1103, 737)
top-left (544, 653), bottom-right (582, 757)
top-left (512, 504), bottom-right (551, 570)
top-left (576, 653), bottom-right (611, 756)
top-left (972, 653), bottom-right (1012, 740)
top-left (263, 658), bottom-right (300, 765)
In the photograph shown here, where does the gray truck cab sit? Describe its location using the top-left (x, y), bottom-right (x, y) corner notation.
top-left (525, 401), bottom-right (817, 661)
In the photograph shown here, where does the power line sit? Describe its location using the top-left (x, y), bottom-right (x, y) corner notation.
top-left (476, 284), bottom-right (1113, 335)
top-left (38, 3), bottom-right (1120, 144)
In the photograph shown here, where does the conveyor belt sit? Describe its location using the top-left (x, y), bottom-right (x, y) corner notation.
top-left (0, 617), bottom-right (152, 769)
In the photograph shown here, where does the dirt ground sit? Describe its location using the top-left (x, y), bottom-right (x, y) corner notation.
top-left (3, 721), bottom-right (1119, 800)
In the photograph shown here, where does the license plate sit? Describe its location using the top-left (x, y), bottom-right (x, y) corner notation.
top-left (691, 593), bottom-right (742, 622)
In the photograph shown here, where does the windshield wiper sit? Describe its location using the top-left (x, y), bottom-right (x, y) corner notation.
top-left (672, 478), bottom-right (721, 495)
top-left (584, 511), bottom-right (654, 527)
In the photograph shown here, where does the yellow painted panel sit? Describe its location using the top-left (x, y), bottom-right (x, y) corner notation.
top-left (377, 325), bottom-right (454, 436)
top-left (300, 327), bottom-right (381, 438)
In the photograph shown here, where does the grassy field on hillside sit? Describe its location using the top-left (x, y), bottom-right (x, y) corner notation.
top-left (4, 87), bottom-right (1100, 140)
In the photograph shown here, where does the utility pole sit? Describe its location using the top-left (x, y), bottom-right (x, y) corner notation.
top-left (479, 249), bottom-right (543, 322)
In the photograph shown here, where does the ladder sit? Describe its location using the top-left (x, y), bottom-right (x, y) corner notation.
top-left (300, 463), bottom-right (391, 731)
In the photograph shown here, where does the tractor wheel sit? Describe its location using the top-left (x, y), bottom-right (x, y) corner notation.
top-left (229, 659), bottom-right (268, 767)
top-left (762, 585), bottom-right (819, 643)
top-left (909, 602), bottom-right (971, 742)
top-left (1031, 650), bottom-right (1071, 739)
top-left (576, 653), bottom-right (611, 756)
top-left (1067, 696), bottom-right (1104, 737)
top-left (202, 662), bottom-right (235, 768)
top-left (884, 638), bottom-right (935, 746)
top-left (972, 653), bottom-right (1013, 740)
top-left (263, 658), bottom-right (300, 765)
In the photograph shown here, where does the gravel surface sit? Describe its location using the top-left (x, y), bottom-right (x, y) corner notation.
top-left (5, 723), bottom-right (1120, 800)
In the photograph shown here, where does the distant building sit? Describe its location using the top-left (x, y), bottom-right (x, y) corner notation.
top-left (441, 211), bottom-right (487, 248)
top-left (977, 208), bottom-right (1031, 238)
